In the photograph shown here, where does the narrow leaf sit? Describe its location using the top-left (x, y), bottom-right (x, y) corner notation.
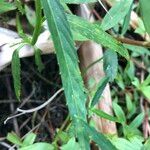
top-left (101, 0), bottom-right (133, 31)
top-left (91, 108), bottom-right (120, 123)
top-left (90, 77), bottom-right (109, 107)
top-left (80, 119), bottom-right (117, 150)
top-left (12, 44), bottom-right (24, 100)
top-left (67, 14), bottom-right (129, 59)
top-left (121, 2), bottom-right (133, 35)
top-left (140, 0), bottom-right (150, 34)
top-left (25, 5), bottom-right (36, 27)
top-left (103, 49), bottom-right (118, 81)
top-left (19, 143), bottom-right (54, 150)
top-left (41, 0), bottom-right (89, 149)
top-left (7, 132), bottom-right (23, 146)
top-left (23, 133), bottom-right (36, 146)
top-left (129, 113), bottom-right (144, 128)
top-left (113, 102), bottom-right (126, 124)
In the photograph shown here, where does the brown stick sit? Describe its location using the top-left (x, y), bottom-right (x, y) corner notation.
top-left (77, 4), bottom-right (117, 134)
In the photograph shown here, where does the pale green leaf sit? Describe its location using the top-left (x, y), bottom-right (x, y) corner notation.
top-left (91, 108), bottom-right (120, 123)
top-left (140, 0), bottom-right (150, 34)
top-left (143, 138), bottom-right (150, 150)
top-left (67, 14), bottom-right (129, 59)
top-left (23, 133), bottom-right (36, 146)
top-left (124, 44), bottom-right (150, 57)
top-left (113, 102), bottom-right (126, 124)
top-left (111, 137), bottom-right (142, 150)
top-left (125, 61), bottom-right (135, 81)
top-left (101, 0), bottom-right (133, 31)
top-left (141, 75), bottom-right (150, 86)
top-left (61, 137), bottom-right (81, 150)
top-left (7, 132), bottom-right (23, 146)
top-left (19, 143), bottom-right (54, 150)
top-left (121, 2), bottom-right (133, 35)
top-left (140, 86), bottom-right (150, 100)
top-left (129, 113), bottom-right (144, 129)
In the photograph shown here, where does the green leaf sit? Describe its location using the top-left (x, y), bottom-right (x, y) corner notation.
top-left (41, 0), bottom-right (89, 149)
top-left (140, 0), bottom-right (150, 34)
top-left (7, 132), bottom-right (23, 146)
top-left (91, 108), bottom-right (120, 123)
top-left (0, 0), bottom-right (16, 14)
top-left (129, 113), bottom-right (144, 129)
top-left (81, 120), bottom-right (117, 150)
top-left (103, 49), bottom-right (118, 81)
top-left (101, 0), bottom-right (133, 31)
top-left (19, 143), bottom-right (54, 150)
top-left (16, 13), bottom-right (29, 41)
top-left (111, 136), bottom-right (143, 150)
top-left (143, 138), bottom-right (150, 150)
top-left (124, 44), bottom-right (150, 57)
top-left (31, 0), bottom-right (42, 45)
top-left (121, 2), bottom-right (133, 35)
top-left (34, 48), bottom-right (45, 72)
top-left (12, 44), bottom-right (24, 100)
top-left (23, 133), bottom-right (36, 146)
top-left (15, 0), bottom-right (24, 14)
top-left (61, 137), bottom-right (81, 150)
top-left (56, 131), bottom-right (70, 144)
top-left (125, 61), bottom-right (135, 81)
top-left (140, 86), bottom-right (150, 100)
top-left (113, 102), bottom-right (126, 124)
top-left (125, 93), bottom-right (133, 113)
top-left (67, 14), bottom-right (129, 59)
top-left (141, 75), bottom-right (150, 86)
top-left (90, 77), bottom-right (109, 107)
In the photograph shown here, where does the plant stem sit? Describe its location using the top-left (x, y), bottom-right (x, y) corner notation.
top-left (116, 36), bottom-right (150, 48)
top-left (31, 0), bottom-right (42, 45)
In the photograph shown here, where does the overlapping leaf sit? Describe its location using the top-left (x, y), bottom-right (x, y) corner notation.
top-left (101, 0), bottom-right (133, 31)
top-left (0, 0), bottom-right (16, 14)
top-left (67, 14), bottom-right (129, 59)
top-left (41, 0), bottom-right (89, 149)
top-left (140, 0), bottom-right (150, 34)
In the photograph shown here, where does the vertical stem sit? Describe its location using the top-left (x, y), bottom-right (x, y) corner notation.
top-left (31, 0), bottom-right (42, 45)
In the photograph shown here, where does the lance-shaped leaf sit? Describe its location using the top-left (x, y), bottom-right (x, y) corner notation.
top-left (90, 77), bottom-right (109, 107)
top-left (140, 0), bottom-right (150, 34)
top-left (101, 0), bottom-right (133, 31)
top-left (81, 119), bottom-right (117, 150)
top-left (41, 0), bottom-right (89, 149)
top-left (12, 44), bottom-right (25, 100)
top-left (67, 14), bottom-right (129, 59)
top-left (103, 49), bottom-right (118, 81)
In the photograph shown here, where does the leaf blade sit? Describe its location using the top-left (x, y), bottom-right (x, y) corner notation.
top-left (41, 0), bottom-right (89, 149)
top-left (67, 14), bottom-right (129, 59)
